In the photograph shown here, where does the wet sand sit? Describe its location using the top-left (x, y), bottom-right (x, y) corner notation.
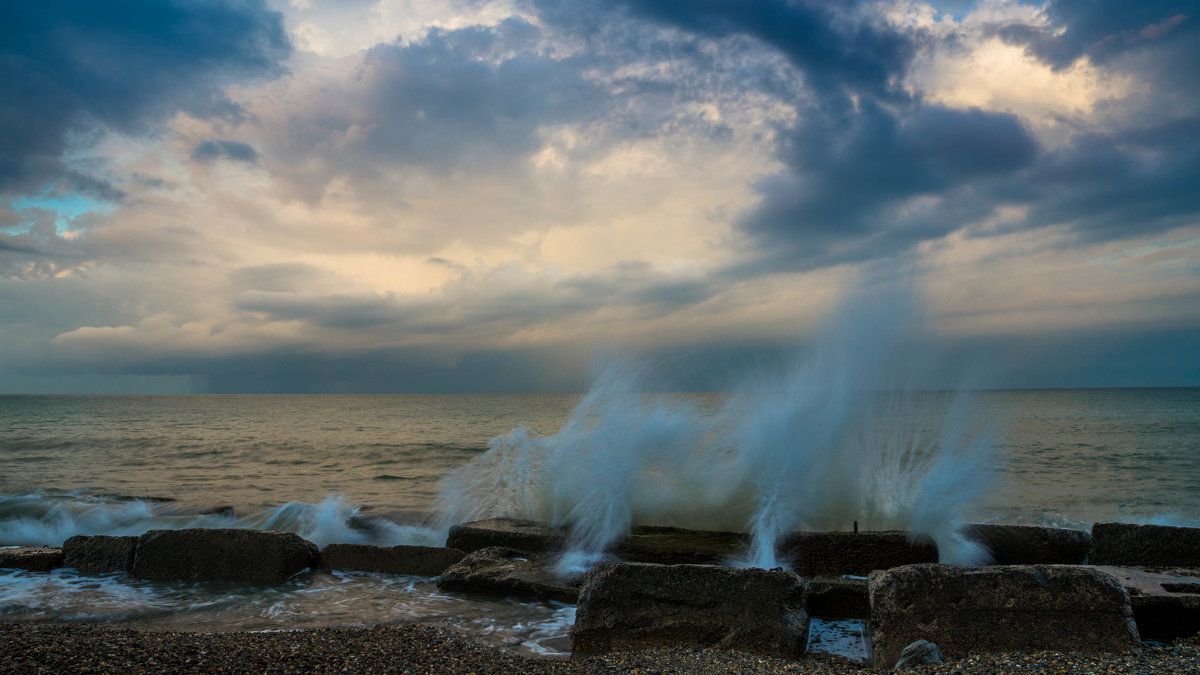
top-left (2, 622), bottom-right (1199, 674)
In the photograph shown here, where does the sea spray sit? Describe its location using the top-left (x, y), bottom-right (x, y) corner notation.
top-left (436, 286), bottom-right (998, 572)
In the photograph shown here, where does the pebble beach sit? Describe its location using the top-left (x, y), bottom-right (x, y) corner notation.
top-left (2, 622), bottom-right (1198, 674)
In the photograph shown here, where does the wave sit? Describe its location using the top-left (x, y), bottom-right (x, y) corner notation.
top-left (0, 493), bottom-right (441, 549)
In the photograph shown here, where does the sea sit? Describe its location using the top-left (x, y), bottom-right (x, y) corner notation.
top-left (2, 388), bottom-right (1199, 657)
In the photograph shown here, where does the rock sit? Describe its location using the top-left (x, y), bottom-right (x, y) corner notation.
top-left (895, 639), bottom-right (943, 668)
top-left (445, 519), bottom-right (566, 555)
top-left (436, 547), bottom-right (580, 603)
top-left (131, 528), bottom-right (318, 584)
top-left (612, 526), bottom-right (748, 565)
top-left (318, 544), bottom-right (465, 576)
top-left (63, 535), bottom-right (138, 574)
top-left (869, 564), bottom-right (1140, 668)
top-left (1090, 522), bottom-right (1200, 567)
top-left (779, 531), bottom-right (937, 577)
top-left (572, 562), bottom-right (808, 657)
top-left (962, 523), bottom-right (1090, 564)
top-left (807, 576), bottom-right (870, 619)
top-left (1090, 565), bottom-right (1200, 641)
top-left (0, 546), bottom-right (63, 571)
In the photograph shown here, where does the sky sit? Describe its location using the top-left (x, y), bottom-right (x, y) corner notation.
top-left (1, 0), bottom-right (1198, 393)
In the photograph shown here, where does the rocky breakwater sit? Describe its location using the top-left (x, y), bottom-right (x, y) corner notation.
top-left (437, 546), bottom-right (582, 603)
top-left (63, 535), bottom-right (139, 574)
top-left (1090, 522), bottom-right (1200, 567)
top-left (0, 546), bottom-right (63, 571)
top-left (132, 528), bottom-right (318, 584)
top-left (961, 523), bottom-right (1091, 564)
top-left (869, 563), bottom-right (1140, 668)
top-left (571, 562), bottom-right (809, 657)
top-left (319, 543), bottom-right (465, 576)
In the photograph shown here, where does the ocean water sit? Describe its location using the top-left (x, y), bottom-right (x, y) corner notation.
top-left (2, 388), bottom-right (1199, 656)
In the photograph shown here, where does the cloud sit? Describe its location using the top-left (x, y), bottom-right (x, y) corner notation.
top-left (191, 140), bottom-right (260, 164)
top-left (0, 0), bottom-right (290, 195)
top-left (534, 0), bottom-right (916, 99)
top-left (735, 102), bottom-right (1039, 270)
top-left (994, 0), bottom-right (1194, 69)
top-left (253, 18), bottom-right (603, 201)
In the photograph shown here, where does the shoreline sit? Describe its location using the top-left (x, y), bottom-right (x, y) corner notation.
top-left (2, 622), bottom-right (1198, 674)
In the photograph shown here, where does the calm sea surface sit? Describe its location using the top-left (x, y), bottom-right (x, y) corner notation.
top-left (1, 389), bottom-right (1198, 655)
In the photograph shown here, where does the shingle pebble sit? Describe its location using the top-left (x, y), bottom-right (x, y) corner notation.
top-left (1, 623), bottom-right (1197, 674)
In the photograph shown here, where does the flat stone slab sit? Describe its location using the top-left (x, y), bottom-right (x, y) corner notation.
top-left (318, 544), bottom-right (464, 576)
top-left (573, 562), bottom-right (808, 657)
top-left (0, 546), bottom-right (63, 571)
top-left (869, 564), bottom-right (1139, 668)
top-left (132, 528), bottom-right (318, 584)
top-left (445, 519), bottom-right (566, 555)
top-left (1090, 565), bottom-right (1200, 641)
top-left (807, 576), bottom-right (870, 619)
top-left (779, 531), bottom-right (937, 577)
top-left (63, 535), bottom-right (138, 575)
top-left (962, 523), bottom-right (1090, 564)
top-left (1091, 522), bottom-right (1200, 568)
top-left (437, 546), bottom-right (580, 603)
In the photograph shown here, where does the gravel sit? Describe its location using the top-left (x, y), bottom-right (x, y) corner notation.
top-left (1, 622), bottom-right (1198, 674)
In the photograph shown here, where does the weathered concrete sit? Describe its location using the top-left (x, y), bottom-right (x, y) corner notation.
top-left (437, 547), bottom-right (580, 603)
top-left (63, 535), bottom-right (138, 574)
top-left (0, 546), bottom-right (63, 571)
top-left (445, 519), bottom-right (566, 555)
top-left (962, 523), bottom-right (1090, 564)
top-left (1091, 565), bottom-right (1200, 641)
top-left (572, 562), bottom-right (808, 657)
top-left (318, 544), bottom-right (464, 576)
top-left (779, 531), bottom-right (938, 577)
top-left (612, 526), bottom-right (748, 565)
top-left (1090, 522), bottom-right (1200, 568)
top-left (806, 576), bottom-right (870, 619)
top-left (869, 564), bottom-right (1139, 668)
top-left (132, 529), bottom-right (318, 584)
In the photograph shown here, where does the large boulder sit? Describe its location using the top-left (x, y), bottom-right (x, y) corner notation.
top-left (0, 546), bottom-right (63, 571)
top-left (869, 564), bottom-right (1139, 668)
top-left (962, 524), bottom-right (1090, 564)
top-left (63, 535), bottom-right (138, 575)
top-left (131, 529), bottom-right (318, 584)
top-left (436, 547), bottom-right (580, 603)
top-left (779, 530), bottom-right (937, 577)
top-left (318, 544), bottom-right (465, 576)
top-left (1091, 565), bottom-right (1200, 641)
top-left (1090, 522), bottom-right (1200, 568)
top-left (572, 562), bottom-right (809, 657)
top-left (445, 519), bottom-right (566, 555)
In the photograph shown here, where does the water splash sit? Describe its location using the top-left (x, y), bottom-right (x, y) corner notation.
top-left (437, 285), bottom-right (998, 573)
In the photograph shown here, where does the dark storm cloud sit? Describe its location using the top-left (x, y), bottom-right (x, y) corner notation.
top-left (191, 140), bottom-right (260, 164)
top-left (542, 0), bottom-right (1197, 272)
top-left (0, 0), bottom-right (290, 195)
top-left (1018, 115), bottom-right (1200, 238)
top-left (737, 102), bottom-right (1039, 269)
top-left (534, 0), bottom-right (915, 99)
top-left (994, 0), bottom-right (1195, 69)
